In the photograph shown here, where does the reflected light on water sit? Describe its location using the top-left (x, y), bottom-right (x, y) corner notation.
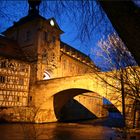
top-left (0, 120), bottom-right (140, 140)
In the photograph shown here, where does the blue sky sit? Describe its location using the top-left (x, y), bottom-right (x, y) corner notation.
top-left (0, 0), bottom-right (136, 71)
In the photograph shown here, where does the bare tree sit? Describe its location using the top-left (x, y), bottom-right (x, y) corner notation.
top-left (0, 0), bottom-right (109, 41)
top-left (97, 32), bottom-right (140, 128)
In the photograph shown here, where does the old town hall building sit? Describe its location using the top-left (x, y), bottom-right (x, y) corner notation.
top-left (0, 1), bottom-right (101, 121)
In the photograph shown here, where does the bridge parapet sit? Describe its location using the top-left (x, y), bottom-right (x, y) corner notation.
top-left (29, 67), bottom-right (139, 127)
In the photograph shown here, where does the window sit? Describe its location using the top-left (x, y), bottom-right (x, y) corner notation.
top-left (43, 70), bottom-right (51, 80)
top-left (17, 96), bottom-right (20, 102)
top-left (52, 36), bottom-right (55, 43)
top-left (42, 49), bottom-right (47, 63)
top-left (63, 60), bottom-right (67, 69)
top-left (25, 31), bottom-right (31, 41)
top-left (29, 96), bottom-right (32, 101)
top-left (8, 62), bottom-right (16, 71)
top-left (44, 31), bottom-right (48, 41)
top-left (0, 61), bottom-right (6, 68)
top-left (19, 78), bottom-right (24, 85)
top-left (0, 76), bottom-right (5, 83)
top-left (20, 64), bottom-right (25, 72)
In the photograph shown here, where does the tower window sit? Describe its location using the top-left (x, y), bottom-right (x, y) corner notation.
top-left (44, 31), bottom-right (48, 41)
top-left (52, 36), bottom-right (55, 43)
top-left (25, 31), bottom-right (31, 41)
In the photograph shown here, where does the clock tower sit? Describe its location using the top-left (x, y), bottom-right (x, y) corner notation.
top-left (3, 0), bottom-right (63, 84)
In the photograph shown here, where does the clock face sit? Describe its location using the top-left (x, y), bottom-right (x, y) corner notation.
top-left (50, 19), bottom-right (55, 26)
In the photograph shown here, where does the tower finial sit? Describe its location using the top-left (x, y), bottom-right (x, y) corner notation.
top-left (28, 0), bottom-right (41, 15)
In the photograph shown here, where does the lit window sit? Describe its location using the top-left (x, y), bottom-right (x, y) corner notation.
top-left (43, 70), bottom-right (51, 80)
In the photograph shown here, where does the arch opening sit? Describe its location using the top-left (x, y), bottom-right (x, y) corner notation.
top-left (103, 98), bottom-right (123, 118)
top-left (103, 98), bottom-right (124, 127)
top-left (59, 99), bottom-right (97, 122)
top-left (53, 88), bottom-right (103, 122)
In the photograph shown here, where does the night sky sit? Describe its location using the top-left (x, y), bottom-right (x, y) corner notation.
top-left (0, 0), bottom-right (138, 70)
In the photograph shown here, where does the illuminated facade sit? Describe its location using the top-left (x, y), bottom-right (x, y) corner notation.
top-left (0, 36), bottom-right (30, 107)
top-left (0, 2), bottom-right (98, 109)
top-left (0, 1), bottom-right (138, 128)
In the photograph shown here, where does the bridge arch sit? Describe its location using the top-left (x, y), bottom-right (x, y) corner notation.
top-left (53, 88), bottom-right (98, 121)
top-left (31, 73), bottom-right (123, 123)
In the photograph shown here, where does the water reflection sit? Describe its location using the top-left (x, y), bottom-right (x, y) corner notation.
top-left (0, 119), bottom-right (140, 140)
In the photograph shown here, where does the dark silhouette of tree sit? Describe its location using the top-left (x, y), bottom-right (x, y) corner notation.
top-left (99, 0), bottom-right (140, 65)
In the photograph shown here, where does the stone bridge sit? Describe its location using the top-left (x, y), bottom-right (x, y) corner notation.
top-left (30, 69), bottom-right (137, 125)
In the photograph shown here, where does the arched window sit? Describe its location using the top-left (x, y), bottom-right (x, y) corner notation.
top-left (43, 70), bottom-right (51, 80)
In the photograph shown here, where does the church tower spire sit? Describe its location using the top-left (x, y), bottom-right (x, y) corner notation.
top-left (28, 0), bottom-right (41, 15)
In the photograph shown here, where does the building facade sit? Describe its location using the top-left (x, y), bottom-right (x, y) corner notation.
top-left (3, 15), bottom-right (98, 82)
top-left (0, 1), bottom-right (102, 122)
top-left (0, 36), bottom-right (30, 107)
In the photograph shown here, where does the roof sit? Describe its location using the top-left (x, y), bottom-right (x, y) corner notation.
top-left (60, 41), bottom-right (90, 59)
top-left (3, 14), bottom-right (63, 34)
top-left (60, 41), bottom-right (97, 68)
top-left (47, 17), bottom-right (64, 34)
top-left (0, 35), bottom-right (27, 61)
top-left (2, 14), bottom-right (45, 34)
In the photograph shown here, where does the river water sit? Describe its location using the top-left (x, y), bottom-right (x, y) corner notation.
top-left (0, 118), bottom-right (139, 140)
